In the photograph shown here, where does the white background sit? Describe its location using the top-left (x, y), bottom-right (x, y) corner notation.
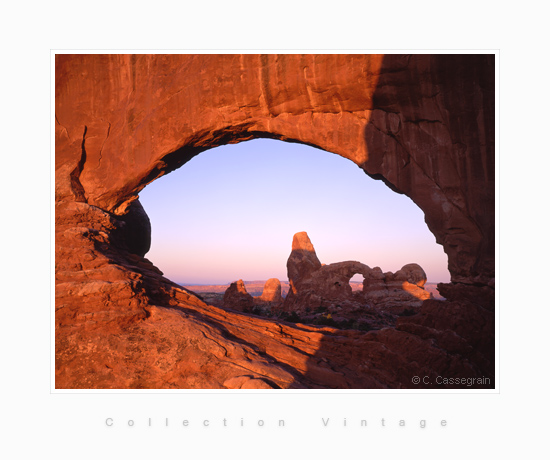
top-left (1, 1), bottom-right (546, 458)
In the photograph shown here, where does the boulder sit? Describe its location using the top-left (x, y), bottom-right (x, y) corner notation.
top-left (223, 279), bottom-right (254, 312)
top-left (259, 278), bottom-right (283, 303)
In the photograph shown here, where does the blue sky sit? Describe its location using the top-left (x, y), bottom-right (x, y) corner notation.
top-left (139, 139), bottom-right (450, 285)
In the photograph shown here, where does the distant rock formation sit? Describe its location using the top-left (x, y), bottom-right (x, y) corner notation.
top-left (223, 278), bottom-right (284, 314)
top-left (287, 232), bottom-right (322, 286)
top-left (258, 278), bottom-right (283, 304)
top-left (283, 232), bottom-right (432, 318)
top-left (362, 263), bottom-right (431, 312)
top-left (223, 279), bottom-right (254, 312)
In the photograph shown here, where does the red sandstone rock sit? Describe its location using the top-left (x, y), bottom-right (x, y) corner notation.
top-left (259, 278), bottom-right (283, 303)
top-left (286, 232), bottom-right (322, 291)
top-left (224, 278), bottom-right (284, 314)
top-left (362, 263), bottom-right (432, 314)
top-left (55, 54), bottom-right (495, 389)
top-left (283, 232), bottom-right (432, 317)
top-left (223, 280), bottom-right (254, 312)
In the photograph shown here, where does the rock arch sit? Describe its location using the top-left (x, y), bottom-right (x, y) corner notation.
top-left (55, 54), bottom-right (495, 389)
top-left (283, 231), bottom-right (432, 318)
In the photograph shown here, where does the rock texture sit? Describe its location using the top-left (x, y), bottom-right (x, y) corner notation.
top-left (258, 278), bottom-right (283, 304)
top-left (223, 280), bottom-right (254, 312)
top-left (284, 232), bottom-right (432, 319)
top-left (253, 278), bottom-right (283, 314)
top-left (55, 54), bottom-right (495, 389)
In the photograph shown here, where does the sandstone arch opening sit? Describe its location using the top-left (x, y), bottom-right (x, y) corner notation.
top-left (138, 138), bottom-right (450, 319)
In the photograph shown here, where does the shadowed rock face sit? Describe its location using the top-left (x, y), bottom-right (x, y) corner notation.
top-left (287, 231), bottom-right (322, 295)
top-left (55, 54), bottom-right (495, 389)
top-left (116, 199), bottom-right (151, 257)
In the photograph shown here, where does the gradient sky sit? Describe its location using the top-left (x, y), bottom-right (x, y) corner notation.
top-left (139, 139), bottom-right (450, 285)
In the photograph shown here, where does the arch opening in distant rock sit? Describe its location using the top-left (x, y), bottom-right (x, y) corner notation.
top-left (349, 273), bottom-right (366, 290)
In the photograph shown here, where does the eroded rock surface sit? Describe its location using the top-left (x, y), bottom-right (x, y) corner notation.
top-left (362, 263), bottom-right (432, 313)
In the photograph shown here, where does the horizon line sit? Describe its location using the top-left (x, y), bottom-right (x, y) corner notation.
top-left (178, 279), bottom-right (446, 286)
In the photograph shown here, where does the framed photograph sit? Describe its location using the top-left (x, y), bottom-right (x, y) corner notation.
top-left (54, 53), bottom-right (495, 392)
